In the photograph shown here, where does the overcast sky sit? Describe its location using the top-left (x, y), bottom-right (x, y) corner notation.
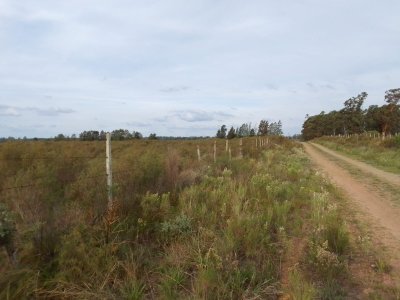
top-left (0, 0), bottom-right (399, 137)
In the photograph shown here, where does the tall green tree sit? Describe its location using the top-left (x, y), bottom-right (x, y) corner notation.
top-left (342, 92), bottom-right (367, 134)
top-left (269, 121), bottom-right (283, 136)
top-left (227, 126), bottom-right (236, 139)
top-left (382, 88), bottom-right (400, 134)
top-left (257, 120), bottom-right (269, 136)
top-left (216, 125), bottom-right (227, 138)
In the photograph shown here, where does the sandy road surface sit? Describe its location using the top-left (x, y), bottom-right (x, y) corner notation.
top-left (310, 142), bottom-right (400, 187)
top-left (303, 142), bottom-right (400, 274)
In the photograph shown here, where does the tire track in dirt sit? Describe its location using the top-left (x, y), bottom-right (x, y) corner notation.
top-left (310, 142), bottom-right (400, 187)
top-left (303, 142), bottom-right (400, 277)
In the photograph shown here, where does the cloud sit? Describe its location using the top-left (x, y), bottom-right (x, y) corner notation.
top-left (32, 107), bottom-right (75, 116)
top-left (162, 110), bottom-right (234, 123)
top-left (159, 86), bottom-right (191, 93)
top-left (125, 121), bottom-right (151, 127)
top-left (0, 105), bottom-right (21, 116)
top-left (0, 105), bottom-right (75, 117)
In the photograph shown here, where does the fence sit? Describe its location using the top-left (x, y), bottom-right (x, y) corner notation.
top-left (328, 132), bottom-right (400, 140)
top-left (0, 135), bottom-right (274, 212)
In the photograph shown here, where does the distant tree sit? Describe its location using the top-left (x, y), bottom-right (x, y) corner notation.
top-left (382, 88), bottom-right (400, 134)
top-left (133, 131), bottom-right (143, 139)
top-left (249, 128), bottom-right (255, 137)
top-left (55, 133), bottom-right (66, 141)
top-left (99, 130), bottom-right (107, 140)
top-left (269, 121), bottom-right (283, 136)
top-left (365, 105), bottom-right (381, 132)
top-left (148, 133), bottom-right (157, 140)
top-left (258, 120), bottom-right (269, 136)
top-left (227, 126), bottom-right (236, 139)
top-left (302, 113), bottom-right (326, 140)
top-left (342, 92), bottom-right (367, 134)
top-left (79, 130), bottom-right (100, 141)
top-left (112, 129), bottom-right (132, 140)
top-left (216, 125), bottom-right (227, 138)
top-left (237, 123), bottom-right (251, 137)
top-left (385, 88), bottom-right (400, 106)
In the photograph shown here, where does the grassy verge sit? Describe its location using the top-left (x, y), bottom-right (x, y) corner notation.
top-left (314, 136), bottom-right (400, 174)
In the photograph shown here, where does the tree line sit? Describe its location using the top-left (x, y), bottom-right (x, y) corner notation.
top-left (55, 129), bottom-right (146, 141)
top-left (216, 120), bottom-right (283, 139)
top-left (302, 88), bottom-right (400, 140)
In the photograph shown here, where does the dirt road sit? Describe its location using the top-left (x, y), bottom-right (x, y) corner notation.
top-left (311, 142), bottom-right (400, 187)
top-left (303, 142), bottom-right (400, 274)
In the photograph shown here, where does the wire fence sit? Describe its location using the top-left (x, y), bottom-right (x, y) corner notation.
top-left (0, 137), bottom-right (271, 194)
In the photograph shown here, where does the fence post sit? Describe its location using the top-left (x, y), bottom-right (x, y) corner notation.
top-left (214, 141), bottom-right (217, 163)
top-left (106, 133), bottom-right (113, 210)
top-left (239, 138), bottom-right (243, 158)
top-left (226, 139), bottom-right (229, 152)
top-left (229, 147), bottom-right (232, 161)
top-left (197, 145), bottom-right (201, 161)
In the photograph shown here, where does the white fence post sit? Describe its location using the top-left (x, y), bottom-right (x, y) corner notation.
top-left (106, 133), bottom-right (113, 210)
top-left (239, 138), bottom-right (243, 158)
top-left (214, 141), bottom-right (217, 163)
top-left (197, 145), bottom-right (201, 161)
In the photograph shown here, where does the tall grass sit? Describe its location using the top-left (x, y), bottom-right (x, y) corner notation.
top-left (0, 137), bottom-right (360, 298)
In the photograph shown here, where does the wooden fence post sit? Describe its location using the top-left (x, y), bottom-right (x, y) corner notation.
top-left (214, 141), bottom-right (217, 163)
top-left (197, 145), bottom-right (201, 161)
top-left (239, 138), bottom-right (243, 158)
top-left (229, 147), bottom-right (232, 161)
top-left (106, 133), bottom-right (113, 210)
top-left (226, 139), bottom-right (229, 152)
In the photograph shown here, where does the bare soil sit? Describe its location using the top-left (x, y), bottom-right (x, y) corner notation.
top-left (311, 142), bottom-right (400, 187)
top-left (303, 142), bottom-right (400, 279)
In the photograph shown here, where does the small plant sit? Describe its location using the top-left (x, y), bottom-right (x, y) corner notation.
top-left (287, 269), bottom-right (316, 300)
top-left (374, 256), bottom-right (392, 274)
top-left (123, 281), bottom-right (145, 300)
top-left (159, 267), bottom-right (186, 299)
top-left (0, 203), bottom-right (15, 246)
top-left (160, 214), bottom-right (192, 238)
top-left (319, 279), bottom-right (346, 300)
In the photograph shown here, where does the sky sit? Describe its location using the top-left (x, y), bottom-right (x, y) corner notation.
top-left (0, 0), bottom-right (399, 138)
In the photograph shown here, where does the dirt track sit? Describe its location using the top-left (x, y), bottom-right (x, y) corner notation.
top-left (310, 142), bottom-right (400, 187)
top-left (303, 142), bottom-right (400, 275)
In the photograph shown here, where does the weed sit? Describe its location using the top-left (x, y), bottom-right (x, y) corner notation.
top-left (287, 268), bottom-right (316, 300)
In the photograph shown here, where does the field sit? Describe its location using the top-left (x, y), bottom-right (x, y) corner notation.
top-left (0, 137), bottom-right (397, 299)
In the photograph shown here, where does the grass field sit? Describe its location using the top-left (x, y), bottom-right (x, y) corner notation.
top-left (0, 137), bottom-right (397, 299)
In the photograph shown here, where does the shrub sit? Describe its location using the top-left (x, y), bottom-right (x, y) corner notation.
top-left (160, 214), bottom-right (192, 239)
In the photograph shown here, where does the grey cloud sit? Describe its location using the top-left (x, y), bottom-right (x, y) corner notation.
top-left (174, 110), bottom-right (233, 122)
top-left (159, 86), bottom-right (191, 93)
top-left (0, 105), bottom-right (21, 116)
top-left (126, 121), bottom-right (151, 127)
top-left (265, 84), bottom-right (279, 90)
top-left (306, 82), bottom-right (315, 89)
top-left (0, 105), bottom-right (75, 117)
top-left (154, 110), bottom-right (234, 123)
top-left (306, 83), bottom-right (336, 91)
top-left (321, 84), bottom-right (336, 90)
top-left (32, 107), bottom-right (75, 116)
